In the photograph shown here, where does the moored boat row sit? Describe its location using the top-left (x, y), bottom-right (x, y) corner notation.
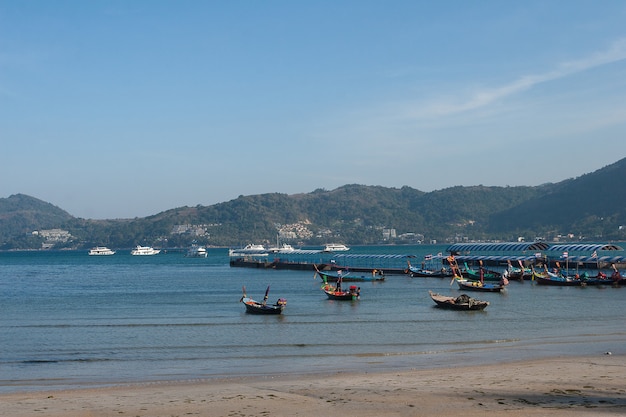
top-left (531, 265), bottom-right (622, 286)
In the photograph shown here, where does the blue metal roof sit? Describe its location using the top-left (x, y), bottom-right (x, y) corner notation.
top-left (546, 244), bottom-right (623, 252)
top-left (446, 242), bottom-right (550, 253)
top-left (455, 255), bottom-right (542, 262)
top-left (556, 255), bottom-right (626, 263)
top-left (332, 254), bottom-right (416, 260)
top-left (276, 249), bottom-right (324, 255)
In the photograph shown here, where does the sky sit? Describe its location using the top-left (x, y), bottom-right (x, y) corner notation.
top-left (2, 1), bottom-right (626, 219)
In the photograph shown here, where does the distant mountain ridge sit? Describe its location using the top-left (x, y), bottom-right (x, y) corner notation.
top-left (0, 193), bottom-right (74, 233)
top-left (1, 158), bottom-right (625, 249)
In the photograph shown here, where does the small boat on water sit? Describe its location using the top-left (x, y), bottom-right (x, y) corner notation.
top-left (314, 265), bottom-right (385, 282)
top-left (449, 255), bottom-right (506, 292)
top-left (463, 261), bottom-right (502, 281)
top-left (323, 243), bottom-right (350, 252)
top-left (454, 277), bottom-right (505, 292)
top-left (239, 285), bottom-right (287, 315)
top-left (320, 273), bottom-right (360, 300)
top-left (532, 266), bottom-right (580, 286)
top-left (406, 258), bottom-right (451, 278)
top-left (428, 290), bottom-right (489, 310)
top-left (186, 245), bottom-right (208, 258)
top-left (506, 260), bottom-right (533, 281)
top-left (88, 246), bottom-right (115, 256)
top-left (130, 245), bottom-right (161, 256)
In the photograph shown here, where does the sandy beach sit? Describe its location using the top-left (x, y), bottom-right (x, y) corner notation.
top-left (2, 355), bottom-right (624, 417)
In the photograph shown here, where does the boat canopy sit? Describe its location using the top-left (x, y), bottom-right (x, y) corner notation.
top-left (546, 243), bottom-right (624, 253)
top-left (446, 242), bottom-right (550, 254)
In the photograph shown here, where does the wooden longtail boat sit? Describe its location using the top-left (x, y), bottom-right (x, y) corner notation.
top-left (314, 265), bottom-right (385, 282)
top-left (428, 290), bottom-right (489, 310)
top-left (320, 273), bottom-right (360, 300)
top-left (239, 285), bottom-right (287, 314)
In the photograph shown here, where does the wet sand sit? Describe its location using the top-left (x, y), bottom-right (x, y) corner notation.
top-left (2, 355), bottom-right (625, 416)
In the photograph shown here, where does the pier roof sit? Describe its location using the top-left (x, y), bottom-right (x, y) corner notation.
top-left (447, 242), bottom-right (549, 253)
top-left (546, 243), bottom-right (623, 252)
top-left (331, 254), bottom-right (416, 261)
top-left (454, 254), bottom-right (541, 262)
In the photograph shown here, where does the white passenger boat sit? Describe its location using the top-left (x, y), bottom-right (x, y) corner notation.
top-left (88, 246), bottom-right (115, 256)
top-left (186, 245), bottom-right (208, 258)
top-left (130, 245), bottom-right (161, 256)
top-left (323, 243), bottom-right (350, 252)
top-left (268, 243), bottom-right (295, 253)
top-left (228, 244), bottom-right (268, 257)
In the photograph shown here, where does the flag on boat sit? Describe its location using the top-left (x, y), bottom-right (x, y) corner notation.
top-left (592, 250), bottom-right (598, 258)
top-left (562, 251), bottom-right (568, 258)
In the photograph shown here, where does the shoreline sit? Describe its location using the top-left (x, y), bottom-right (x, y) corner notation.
top-left (3, 354), bottom-right (625, 416)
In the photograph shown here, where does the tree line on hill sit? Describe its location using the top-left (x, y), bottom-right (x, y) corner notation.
top-left (1, 158), bottom-right (625, 250)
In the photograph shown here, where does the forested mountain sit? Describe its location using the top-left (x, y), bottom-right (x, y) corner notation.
top-left (488, 158), bottom-right (626, 238)
top-left (0, 194), bottom-right (76, 248)
top-left (1, 158), bottom-right (625, 250)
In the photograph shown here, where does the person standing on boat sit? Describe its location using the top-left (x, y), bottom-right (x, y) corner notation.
top-left (336, 271), bottom-right (343, 293)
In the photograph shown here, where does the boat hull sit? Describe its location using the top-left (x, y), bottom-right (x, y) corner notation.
top-left (241, 298), bottom-right (285, 314)
top-left (534, 275), bottom-right (581, 286)
top-left (408, 267), bottom-right (451, 278)
top-left (429, 291), bottom-right (489, 310)
top-left (321, 284), bottom-right (360, 300)
top-left (455, 278), bottom-right (504, 292)
top-left (532, 271), bottom-right (582, 286)
top-left (323, 290), bottom-right (359, 300)
top-left (317, 270), bottom-right (384, 282)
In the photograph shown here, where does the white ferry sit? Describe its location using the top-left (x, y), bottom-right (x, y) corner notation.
top-left (186, 245), bottom-right (208, 258)
top-left (324, 243), bottom-right (350, 252)
top-left (130, 245), bottom-right (161, 256)
top-left (268, 243), bottom-right (295, 253)
top-left (228, 244), bottom-right (268, 257)
top-left (88, 246), bottom-right (115, 256)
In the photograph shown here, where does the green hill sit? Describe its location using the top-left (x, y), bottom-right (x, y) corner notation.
top-left (488, 158), bottom-right (626, 239)
top-left (0, 194), bottom-right (75, 247)
top-left (1, 157), bottom-right (626, 250)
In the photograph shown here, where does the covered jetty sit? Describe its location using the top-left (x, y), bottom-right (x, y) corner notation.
top-left (329, 253), bottom-right (416, 274)
top-left (544, 243), bottom-right (626, 269)
top-left (446, 241), bottom-right (626, 272)
top-left (229, 249), bottom-right (333, 270)
top-left (446, 242), bottom-right (549, 270)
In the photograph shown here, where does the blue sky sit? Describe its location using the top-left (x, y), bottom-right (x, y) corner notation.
top-left (2, 1), bottom-right (626, 219)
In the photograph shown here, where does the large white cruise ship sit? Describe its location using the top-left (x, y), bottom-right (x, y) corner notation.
top-left (130, 245), bottom-right (161, 256)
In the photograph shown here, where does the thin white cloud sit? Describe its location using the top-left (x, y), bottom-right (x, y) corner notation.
top-left (413, 38), bottom-right (626, 118)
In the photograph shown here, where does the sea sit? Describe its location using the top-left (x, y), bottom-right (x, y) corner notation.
top-left (2, 245), bottom-right (625, 393)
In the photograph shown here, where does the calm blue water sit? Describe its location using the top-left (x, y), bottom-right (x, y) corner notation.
top-left (1, 245), bottom-right (625, 393)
